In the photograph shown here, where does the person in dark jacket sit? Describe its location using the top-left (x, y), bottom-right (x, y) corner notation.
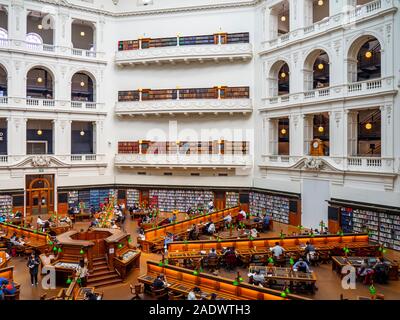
top-left (27, 252), bottom-right (40, 286)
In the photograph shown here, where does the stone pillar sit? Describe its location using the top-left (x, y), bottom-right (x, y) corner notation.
top-left (9, 0), bottom-right (25, 41)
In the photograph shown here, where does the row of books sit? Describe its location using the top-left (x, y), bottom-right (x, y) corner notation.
top-left (117, 32), bottom-right (249, 51)
top-left (249, 192), bottom-right (289, 224)
top-left (226, 192), bottom-right (239, 208)
top-left (0, 195), bottom-right (12, 215)
top-left (117, 86), bottom-right (250, 102)
top-left (117, 141), bottom-right (250, 155)
top-left (126, 189), bottom-right (140, 208)
top-left (148, 189), bottom-right (213, 212)
top-left (340, 207), bottom-right (400, 250)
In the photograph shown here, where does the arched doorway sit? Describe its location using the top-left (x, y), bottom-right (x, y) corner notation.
top-left (26, 174), bottom-right (54, 216)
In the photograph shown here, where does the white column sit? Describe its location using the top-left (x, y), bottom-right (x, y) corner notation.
top-left (266, 8), bottom-right (278, 41)
top-left (268, 119), bottom-right (278, 155)
top-left (303, 114), bottom-right (313, 155)
top-left (328, 111), bottom-right (335, 156)
top-left (331, 0), bottom-right (348, 16)
top-left (55, 10), bottom-right (71, 48)
top-left (93, 120), bottom-right (104, 155)
top-left (290, 0), bottom-right (307, 30)
top-left (345, 58), bottom-right (358, 83)
top-left (9, 0), bottom-right (25, 41)
top-left (8, 118), bottom-right (27, 155)
top-left (289, 114), bottom-right (304, 156)
top-left (381, 105), bottom-right (393, 158)
top-left (347, 110), bottom-right (358, 156)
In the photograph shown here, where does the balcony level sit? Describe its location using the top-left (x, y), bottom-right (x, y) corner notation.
top-left (115, 86), bottom-right (252, 116)
top-left (115, 32), bottom-right (252, 66)
top-left (261, 77), bottom-right (395, 111)
top-left (0, 154), bottom-right (107, 169)
top-left (0, 39), bottom-right (105, 62)
top-left (261, 0), bottom-right (397, 54)
top-left (260, 155), bottom-right (395, 174)
top-left (0, 97), bottom-right (106, 115)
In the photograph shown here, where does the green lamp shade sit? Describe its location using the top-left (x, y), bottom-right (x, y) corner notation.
top-left (66, 278), bottom-right (72, 284)
top-left (280, 291), bottom-right (287, 298)
top-left (53, 247), bottom-right (57, 252)
top-left (58, 248), bottom-right (62, 253)
top-left (369, 285), bottom-right (376, 295)
top-left (193, 271), bottom-right (199, 276)
top-left (48, 241), bottom-right (53, 245)
top-left (158, 262), bottom-right (164, 267)
top-left (80, 249), bottom-right (84, 254)
top-left (118, 243), bottom-right (123, 249)
top-left (232, 280), bottom-right (239, 286)
top-left (289, 258), bottom-right (294, 265)
top-left (238, 277), bottom-right (244, 282)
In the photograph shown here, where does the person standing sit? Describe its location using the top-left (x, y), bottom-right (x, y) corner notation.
top-left (27, 252), bottom-right (40, 286)
top-left (76, 259), bottom-right (89, 287)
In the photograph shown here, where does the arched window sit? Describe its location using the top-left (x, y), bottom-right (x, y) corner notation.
top-left (0, 27), bottom-right (8, 40)
top-left (26, 67), bottom-right (54, 99)
top-left (269, 61), bottom-right (290, 96)
top-left (304, 50), bottom-right (330, 90)
top-left (0, 65), bottom-right (7, 97)
top-left (71, 72), bottom-right (95, 102)
top-left (25, 32), bottom-right (43, 44)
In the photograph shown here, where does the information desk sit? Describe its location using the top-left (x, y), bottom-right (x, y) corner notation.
top-left (56, 228), bottom-right (131, 272)
top-left (138, 260), bottom-right (309, 300)
top-left (114, 249), bottom-right (141, 280)
top-left (167, 233), bottom-right (375, 258)
top-left (331, 256), bottom-right (399, 281)
top-left (248, 265), bottom-right (317, 294)
top-left (140, 206), bottom-right (240, 252)
top-left (0, 222), bottom-right (48, 252)
top-left (49, 259), bottom-right (80, 285)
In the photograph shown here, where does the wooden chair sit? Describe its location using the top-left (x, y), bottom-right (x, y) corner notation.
top-left (149, 287), bottom-right (168, 300)
top-left (168, 291), bottom-right (184, 300)
top-left (318, 251), bottom-right (331, 264)
top-left (238, 255), bottom-right (251, 268)
top-left (206, 256), bottom-right (219, 272)
top-left (130, 283), bottom-right (144, 300)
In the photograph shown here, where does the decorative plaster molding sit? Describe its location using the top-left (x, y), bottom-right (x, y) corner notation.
top-left (115, 43), bottom-right (253, 65)
top-left (115, 98), bottom-right (252, 116)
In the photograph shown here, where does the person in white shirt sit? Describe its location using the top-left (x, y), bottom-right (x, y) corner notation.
top-left (208, 200), bottom-right (214, 212)
top-left (239, 209), bottom-right (247, 220)
top-left (223, 214), bottom-right (232, 227)
top-left (187, 287), bottom-right (201, 300)
top-left (37, 216), bottom-right (45, 229)
top-left (250, 228), bottom-right (258, 238)
top-left (207, 222), bottom-right (216, 234)
top-left (270, 242), bottom-right (285, 258)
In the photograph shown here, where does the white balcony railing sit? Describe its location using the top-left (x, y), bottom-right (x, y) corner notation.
top-left (261, 0), bottom-right (395, 52)
top-left (0, 39), bottom-right (105, 60)
top-left (114, 153), bottom-right (253, 168)
top-left (0, 97), bottom-right (105, 113)
top-left (0, 154), bottom-right (107, 168)
top-left (115, 43), bottom-right (253, 66)
top-left (261, 155), bottom-right (394, 173)
top-left (262, 77), bottom-right (395, 110)
top-left (115, 98), bottom-right (252, 116)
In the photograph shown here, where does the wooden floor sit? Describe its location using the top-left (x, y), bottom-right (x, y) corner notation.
top-left (9, 216), bottom-right (400, 300)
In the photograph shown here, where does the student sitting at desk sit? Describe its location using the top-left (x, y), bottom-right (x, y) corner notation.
top-left (270, 242), bottom-right (285, 258)
top-left (223, 213), bottom-right (233, 228)
top-left (262, 214), bottom-right (271, 231)
top-left (250, 228), bottom-right (258, 238)
top-left (304, 242), bottom-right (316, 263)
top-left (152, 274), bottom-right (167, 289)
top-left (188, 287), bottom-right (202, 300)
top-left (293, 258), bottom-right (311, 273)
top-left (169, 213), bottom-right (177, 224)
top-left (164, 233), bottom-right (174, 248)
top-left (373, 258), bottom-right (390, 284)
top-left (208, 248), bottom-right (218, 259)
top-left (205, 221), bottom-right (216, 235)
top-left (358, 258), bottom-right (374, 285)
top-left (36, 216), bottom-right (46, 231)
top-left (251, 270), bottom-right (265, 286)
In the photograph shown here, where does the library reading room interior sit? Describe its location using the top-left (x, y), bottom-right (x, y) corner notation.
top-left (0, 0), bottom-right (399, 301)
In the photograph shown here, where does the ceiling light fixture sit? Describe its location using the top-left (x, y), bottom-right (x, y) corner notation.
top-left (80, 81), bottom-right (85, 87)
top-left (37, 77), bottom-right (43, 83)
top-left (281, 128), bottom-right (287, 135)
top-left (318, 126), bottom-right (324, 133)
top-left (38, 24), bottom-right (43, 30)
top-left (365, 122), bottom-right (372, 130)
top-left (37, 129), bottom-right (43, 136)
top-left (317, 63), bottom-right (324, 70)
top-left (80, 31), bottom-right (85, 37)
top-left (318, 0), bottom-right (324, 6)
top-left (80, 130), bottom-right (85, 136)
top-left (280, 72), bottom-right (287, 79)
top-left (365, 51), bottom-right (372, 59)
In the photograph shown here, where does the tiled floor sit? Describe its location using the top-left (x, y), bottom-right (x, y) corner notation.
top-left (7, 216), bottom-right (400, 300)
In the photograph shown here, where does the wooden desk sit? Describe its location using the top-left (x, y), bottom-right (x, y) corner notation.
top-left (0, 250), bottom-right (8, 268)
top-left (0, 222), bottom-right (48, 252)
top-left (138, 260), bottom-right (309, 300)
top-left (114, 249), bottom-right (141, 280)
top-left (331, 256), bottom-right (399, 281)
top-left (0, 266), bottom-right (20, 300)
top-left (249, 265), bottom-right (317, 294)
top-left (141, 207), bottom-right (240, 253)
top-left (168, 233), bottom-right (376, 260)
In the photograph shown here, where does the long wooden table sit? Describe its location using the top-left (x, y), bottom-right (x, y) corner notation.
top-left (0, 222), bottom-right (48, 252)
top-left (138, 260), bottom-right (309, 300)
top-left (248, 265), bottom-right (317, 294)
top-left (331, 256), bottom-right (399, 281)
top-left (140, 206), bottom-right (240, 252)
top-left (167, 233), bottom-right (376, 259)
top-left (0, 266), bottom-right (20, 300)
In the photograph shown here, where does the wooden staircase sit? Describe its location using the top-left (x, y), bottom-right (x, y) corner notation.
top-left (87, 256), bottom-right (123, 288)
